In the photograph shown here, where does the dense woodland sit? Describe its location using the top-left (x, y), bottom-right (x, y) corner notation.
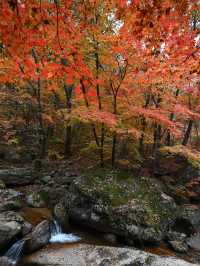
top-left (0, 0), bottom-right (199, 168)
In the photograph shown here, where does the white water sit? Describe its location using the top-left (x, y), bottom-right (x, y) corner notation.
top-left (5, 239), bottom-right (26, 264)
top-left (49, 220), bottom-right (81, 244)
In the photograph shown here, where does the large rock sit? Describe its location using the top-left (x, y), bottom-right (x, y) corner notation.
top-left (0, 167), bottom-right (35, 186)
top-left (154, 146), bottom-right (200, 205)
top-left (25, 220), bottom-right (50, 252)
top-left (155, 146), bottom-right (200, 183)
top-left (0, 256), bottom-right (14, 266)
top-left (21, 244), bottom-right (198, 266)
top-left (0, 211), bottom-right (24, 250)
top-left (174, 205), bottom-right (200, 235)
top-left (187, 233), bottom-right (200, 251)
top-left (62, 174), bottom-right (178, 245)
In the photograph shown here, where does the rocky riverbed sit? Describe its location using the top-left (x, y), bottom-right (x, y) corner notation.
top-left (1, 145), bottom-right (200, 265)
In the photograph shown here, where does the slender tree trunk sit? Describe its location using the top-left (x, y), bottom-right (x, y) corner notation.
top-left (31, 49), bottom-right (47, 158)
top-left (139, 94), bottom-right (151, 154)
top-left (112, 96), bottom-right (117, 169)
top-left (112, 133), bottom-right (117, 168)
top-left (64, 84), bottom-right (73, 158)
top-left (100, 125), bottom-right (105, 167)
top-left (181, 17), bottom-right (197, 147)
top-left (152, 95), bottom-right (162, 172)
top-left (166, 89), bottom-right (179, 146)
top-left (80, 79), bottom-right (100, 147)
top-left (165, 113), bottom-right (174, 146)
top-left (153, 124), bottom-right (162, 175)
top-left (182, 119), bottom-right (193, 146)
top-left (139, 120), bottom-right (146, 155)
top-left (37, 78), bottom-right (46, 158)
top-left (64, 125), bottom-right (72, 157)
top-left (95, 48), bottom-right (105, 167)
top-left (153, 124), bottom-right (162, 154)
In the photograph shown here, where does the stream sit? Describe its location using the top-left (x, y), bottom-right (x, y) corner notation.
top-left (2, 207), bottom-right (200, 266)
top-left (4, 217), bottom-right (119, 266)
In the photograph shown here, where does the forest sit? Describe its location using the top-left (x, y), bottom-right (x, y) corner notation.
top-left (0, 1), bottom-right (200, 266)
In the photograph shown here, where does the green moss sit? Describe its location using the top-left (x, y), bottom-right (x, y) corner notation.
top-left (77, 170), bottom-right (176, 231)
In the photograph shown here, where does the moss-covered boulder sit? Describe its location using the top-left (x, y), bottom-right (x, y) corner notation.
top-left (63, 173), bottom-right (178, 244)
top-left (155, 145), bottom-right (200, 183)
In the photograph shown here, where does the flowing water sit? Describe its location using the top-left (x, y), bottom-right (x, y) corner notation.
top-left (5, 239), bottom-right (26, 264)
top-left (49, 220), bottom-right (81, 244)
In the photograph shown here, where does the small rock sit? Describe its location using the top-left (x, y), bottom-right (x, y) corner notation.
top-left (142, 227), bottom-right (163, 243)
top-left (41, 175), bottom-right (52, 184)
top-left (167, 230), bottom-right (187, 241)
top-left (0, 179), bottom-right (6, 189)
top-left (169, 240), bottom-right (188, 253)
top-left (27, 192), bottom-right (45, 208)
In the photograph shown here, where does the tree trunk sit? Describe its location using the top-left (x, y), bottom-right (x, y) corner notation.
top-left (139, 93), bottom-right (151, 155)
top-left (80, 79), bottom-right (99, 147)
top-left (64, 84), bottom-right (73, 158)
top-left (139, 117), bottom-right (146, 155)
top-left (64, 126), bottom-right (72, 158)
top-left (95, 48), bottom-right (105, 167)
top-left (182, 120), bottom-right (193, 146)
top-left (153, 124), bottom-right (161, 155)
top-left (165, 89), bottom-right (179, 146)
top-left (37, 78), bottom-right (46, 158)
top-left (100, 124), bottom-right (105, 167)
top-left (166, 113), bottom-right (174, 146)
top-left (112, 133), bottom-right (117, 169)
top-left (112, 96), bottom-right (117, 169)
top-left (152, 124), bottom-right (162, 175)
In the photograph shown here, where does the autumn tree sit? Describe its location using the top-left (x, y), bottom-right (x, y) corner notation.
top-left (0, 0), bottom-right (199, 167)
